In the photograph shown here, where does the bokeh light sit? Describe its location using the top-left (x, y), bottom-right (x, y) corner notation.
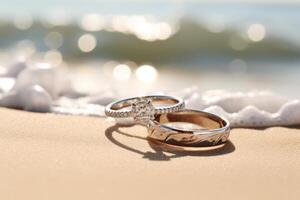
top-left (113, 64), bottom-right (132, 81)
top-left (80, 14), bottom-right (105, 31)
top-left (247, 24), bottom-right (266, 42)
top-left (15, 40), bottom-right (36, 58)
top-left (154, 22), bottom-right (172, 40)
top-left (135, 65), bottom-right (157, 83)
top-left (45, 9), bottom-right (72, 26)
top-left (78, 34), bottom-right (97, 52)
top-left (111, 15), bottom-right (130, 32)
top-left (109, 15), bottom-right (174, 41)
top-left (44, 50), bottom-right (63, 66)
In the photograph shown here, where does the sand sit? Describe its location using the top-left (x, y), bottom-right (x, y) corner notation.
top-left (0, 108), bottom-right (299, 200)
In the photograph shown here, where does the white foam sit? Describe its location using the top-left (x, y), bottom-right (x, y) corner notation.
top-left (0, 60), bottom-right (299, 128)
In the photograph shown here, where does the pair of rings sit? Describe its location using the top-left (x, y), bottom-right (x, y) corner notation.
top-left (105, 95), bottom-right (230, 149)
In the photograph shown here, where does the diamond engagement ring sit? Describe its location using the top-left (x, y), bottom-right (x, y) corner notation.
top-left (105, 95), bottom-right (185, 125)
top-left (147, 109), bottom-right (230, 150)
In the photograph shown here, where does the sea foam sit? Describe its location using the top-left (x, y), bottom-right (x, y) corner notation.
top-left (0, 60), bottom-right (299, 128)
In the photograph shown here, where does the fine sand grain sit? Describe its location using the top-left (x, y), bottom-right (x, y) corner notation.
top-left (0, 108), bottom-right (299, 200)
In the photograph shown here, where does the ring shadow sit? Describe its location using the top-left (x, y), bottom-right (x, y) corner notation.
top-left (105, 125), bottom-right (235, 161)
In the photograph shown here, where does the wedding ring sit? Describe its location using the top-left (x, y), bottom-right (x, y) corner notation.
top-left (147, 109), bottom-right (230, 148)
top-left (105, 95), bottom-right (185, 124)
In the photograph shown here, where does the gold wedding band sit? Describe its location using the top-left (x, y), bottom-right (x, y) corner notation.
top-left (147, 109), bottom-right (230, 149)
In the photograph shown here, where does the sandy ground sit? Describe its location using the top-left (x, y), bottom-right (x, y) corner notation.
top-left (0, 108), bottom-right (299, 200)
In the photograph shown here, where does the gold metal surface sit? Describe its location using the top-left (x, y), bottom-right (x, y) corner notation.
top-left (148, 109), bottom-right (230, 148)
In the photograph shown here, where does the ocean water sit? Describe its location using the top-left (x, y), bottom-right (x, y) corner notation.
top-left (0, 2), bottom-right (300, 97)
top-left (1, 2), bottom-right (300, 58)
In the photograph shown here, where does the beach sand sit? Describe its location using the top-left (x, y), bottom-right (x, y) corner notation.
top-left (0, 108), bottom-right (299, 200)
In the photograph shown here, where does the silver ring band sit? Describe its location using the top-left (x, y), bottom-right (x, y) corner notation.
top-left (147, 109), bottom-right (230, 148)
top-left (105, 95), bottom-right (185, 124)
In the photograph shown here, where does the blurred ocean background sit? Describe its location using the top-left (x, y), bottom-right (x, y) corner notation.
top-left (0, 1), bottom-right (300, 97)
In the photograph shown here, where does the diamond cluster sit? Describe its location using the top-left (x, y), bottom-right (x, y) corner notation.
top-left (131, 98), bottom-right (155, 124)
